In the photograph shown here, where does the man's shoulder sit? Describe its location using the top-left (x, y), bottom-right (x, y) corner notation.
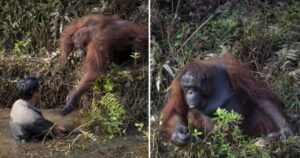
top-left (12, 99), bottom-right (29, 107)
top-left (11, 99), bottom-right (28, 113)
top-left (10, 99), bottom-right (42, 121)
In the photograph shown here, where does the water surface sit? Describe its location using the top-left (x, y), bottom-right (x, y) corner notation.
top-left (0, 108), bottom-right (147, 158)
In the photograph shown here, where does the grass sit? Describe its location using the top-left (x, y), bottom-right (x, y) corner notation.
top-left (151, 0), bottom-right (300, 157)
top-left (0, 1), bottom-right (149, 157)
top-left (0, 0), bottom-right (147, 54)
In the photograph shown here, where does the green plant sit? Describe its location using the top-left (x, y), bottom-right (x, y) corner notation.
top-left (92, 76), bottom-right (120, 93)
top-left (101, 93), bottom-right (126, 137)
top-left (13, 34), bottom-right (31, 55)
top-left (135, 122), bottom-right (148, 140)
top-left (273, 77), bottom-right (300, 113)
top-left (130, 51), bottom-right (142, 66)
top-left (0, 0), bottom-right (147, 54)
top-left (153, 108), bottom-right (271, 158)
top-left (85, 74), bottom-right (126, 138)
top-left (193, 108), bottom-right (271, 157)
top-left (84, 93), bottom-right (125, 138)
top-left (213, 108), bottom-right (242, 132)
top-left (151, 0), bottom-right (300, 157)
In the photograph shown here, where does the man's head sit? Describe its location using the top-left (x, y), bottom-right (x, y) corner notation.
top-left (16, 76), bottom-right (40, 100)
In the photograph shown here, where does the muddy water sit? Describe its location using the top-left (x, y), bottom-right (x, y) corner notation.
top-left (0, 109), bottom-right (147, 158)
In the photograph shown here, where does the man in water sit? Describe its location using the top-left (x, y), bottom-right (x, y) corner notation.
top-left (10, 76), bottom-right (68, 142)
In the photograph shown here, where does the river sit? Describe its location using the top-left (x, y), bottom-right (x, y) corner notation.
top-left (0, 108), bottom-right (147, 158)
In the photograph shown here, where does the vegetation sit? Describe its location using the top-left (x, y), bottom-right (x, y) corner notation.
top-left (0, 0), bottom-right (147, 54)
top-left (152, 108), bottom-right (300, 157)
top-left (0, 0), bottom-right (148, 157)
top-left (83, 64), bottom-right (148, 138)
top-left (151, 0), bottom-right (300, 157)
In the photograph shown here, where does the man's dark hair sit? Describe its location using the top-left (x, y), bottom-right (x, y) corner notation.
top-left (16, 76), bottom-right (39, 100)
